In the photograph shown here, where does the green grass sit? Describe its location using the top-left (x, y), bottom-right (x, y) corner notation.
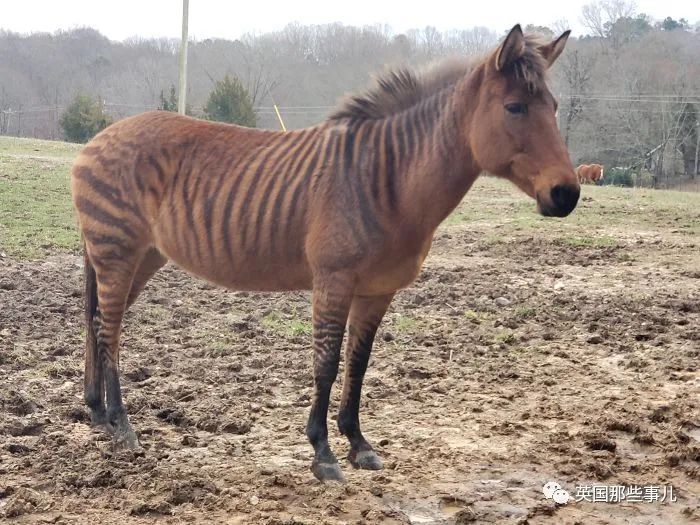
top-left (0, 136), bottom-right (81, 159)
top-left (262, 311), bottom-right (312, 336)
top-left (464, 309), bottom-right (492, 324)
top-left (494, 331), bottom-right (517, 345)
top-left (393, 314), bottom-right (419, 333)
top-left (288, 320), bottom-right (313, 336)
top-left (0, 137), bottom-right (81, 258)
top-left (514, 306), bottom-right (536, 319)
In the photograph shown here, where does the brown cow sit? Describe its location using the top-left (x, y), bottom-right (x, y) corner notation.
top-left (576, 163), bottom-right (604, 184)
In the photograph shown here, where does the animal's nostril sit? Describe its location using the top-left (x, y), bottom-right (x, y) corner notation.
top-left (550, 184), bottom-right (579, 214)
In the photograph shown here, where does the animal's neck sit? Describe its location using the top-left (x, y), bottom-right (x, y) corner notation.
top-left (391, 71), bottom-right (482, 235)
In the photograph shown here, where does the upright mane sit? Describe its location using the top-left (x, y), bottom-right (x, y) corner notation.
top-left (329, 34), bottom-right (549, 121)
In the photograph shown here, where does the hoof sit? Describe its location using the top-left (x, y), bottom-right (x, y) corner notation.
top-left (90, 408), bottom-right (108, 427)
top-left (348, 449), bottom-right (383, 470)
top-left (114, 427), bottom-right (144, 454)
top-left (311, 460), bottom-right (346, 483)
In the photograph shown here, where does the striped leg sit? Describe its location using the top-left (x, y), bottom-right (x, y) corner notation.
top-left (84, 247), bottom-right (161, 430)
top-left (306, 276), bottom-right (354, 482)
top-left (338, 293), bottom-right (394, 470)
top-left (92, 253), bottom-right (142, 451)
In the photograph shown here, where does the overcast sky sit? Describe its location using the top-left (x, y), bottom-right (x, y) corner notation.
top-left (2, 1), bottom-right (698, 41)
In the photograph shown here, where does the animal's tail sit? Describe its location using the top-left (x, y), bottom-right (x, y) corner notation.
top-left (84, 243), bottom-right (99, 362)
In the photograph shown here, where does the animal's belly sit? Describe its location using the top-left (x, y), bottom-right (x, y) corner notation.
top-left (356, 252), bottom-right (429, 296)
top-left (173, 253), bottom-right (312, 291)
top-left (153, 231), bottom-right (313, 291)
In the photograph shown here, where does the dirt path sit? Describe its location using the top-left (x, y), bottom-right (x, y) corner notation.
top-left (1, 191), bottom-right (699, 524)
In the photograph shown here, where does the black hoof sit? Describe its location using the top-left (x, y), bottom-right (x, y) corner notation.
top-left (311, 460), bottom-right (346, 483)
top-left (348, 449), bottom-right (383, 470)
top-left (89, 407), bottom-right (108, 427)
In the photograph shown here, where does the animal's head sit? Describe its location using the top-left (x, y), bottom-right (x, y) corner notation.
top-left (469, 25), bottom-right (579, 217)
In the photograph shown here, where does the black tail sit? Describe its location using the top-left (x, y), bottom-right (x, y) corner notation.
top-left (84, 246), bottom-right (98, 337)
top-left (83, 245), bottom-right (101, 408)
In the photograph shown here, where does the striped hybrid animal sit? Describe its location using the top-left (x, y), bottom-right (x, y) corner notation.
top-left (72, 25), bottom-right (579, 482)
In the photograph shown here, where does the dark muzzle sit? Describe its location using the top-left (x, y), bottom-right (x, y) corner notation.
top-left (540, 184), bottom-right (580, 217)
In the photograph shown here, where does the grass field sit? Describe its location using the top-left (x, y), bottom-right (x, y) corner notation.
top-left (1, 136), bottom-right (699, 524)
top-left (0, 137), bottom-right (81, 258)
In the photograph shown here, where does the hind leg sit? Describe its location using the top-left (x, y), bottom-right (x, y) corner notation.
top-left (85, 248), bottom-right (164, 431)
top-left (91, 252), bottom-right (143, 450)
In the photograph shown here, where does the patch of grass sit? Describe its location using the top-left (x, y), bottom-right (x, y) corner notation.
top-left (0, 137), bottom-right (81, 258)
top-left (559, 235), bottom-right (617, 248)
top-left (288, 320), bottom-right (312, 336)
top-left (464, 309), bottom-right (479, 321)
top-left (261, 311), bottom-right (285, 331)
top-left (262, 311), bottom-right (311, 337)
top-left (481, 235), bottom-right (507, 246)
top-left (514, 306), bottom-right (536, 319)
top-left (0, 136), bottom-right (81, 159)
top-left (394, 314), bottom-right (418, 333)
top-left (205, 335), bottom-right (235, 357)
top-left (444, 211), bottom-right (468, 226)
top-left (44, 361), bottom-right (79, 379)
top-left (464, 309), bottom-right (491, 324)
top-left (494, 331), bottom-right (517, 345)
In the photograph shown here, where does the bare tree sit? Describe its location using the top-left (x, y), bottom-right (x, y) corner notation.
top-left (552, 19), bottom-right (572, 36)
top-left (558, 48), bottom-right (595, 148)
top-left (239, 36), bottom-right (281, 107)
top-left (581, 3), bottom-right (606, 37)
top-left (602, 0), bottom-right (637, 22)
top-left (581, 0), bottom-right (637, 38)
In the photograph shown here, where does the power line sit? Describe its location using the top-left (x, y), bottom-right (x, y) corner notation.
top-left (563, 96), bottom-right (700, 103)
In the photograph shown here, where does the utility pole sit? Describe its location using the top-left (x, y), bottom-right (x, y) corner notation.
top-left (694, 121), bottom-right (699, 177)
top-left (178, 0), bottom-right (189, 115)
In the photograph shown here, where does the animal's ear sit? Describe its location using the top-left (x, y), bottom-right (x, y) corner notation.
top-left (539, 30), bottom-right (571, 68)
top-left (495, 24), bottom-right (525, 71)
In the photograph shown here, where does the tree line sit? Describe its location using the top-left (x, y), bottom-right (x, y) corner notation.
top-left (0, 1), bottom-right (698, 187)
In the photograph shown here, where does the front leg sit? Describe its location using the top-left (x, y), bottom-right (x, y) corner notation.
top-left (338, 293), bottom-right (394, 470)
top-left (306, 276), bottom-right (354, 482)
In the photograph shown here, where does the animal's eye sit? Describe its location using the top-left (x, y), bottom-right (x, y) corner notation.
top-left (505, 103), bottom-right (527, 115)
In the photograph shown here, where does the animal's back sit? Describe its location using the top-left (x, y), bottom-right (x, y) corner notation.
top-left (71, 111), bottom-right (320, 291)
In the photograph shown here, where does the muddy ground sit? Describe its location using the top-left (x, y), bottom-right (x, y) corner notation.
top-left (1, 182), bottom-right (699, 524)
